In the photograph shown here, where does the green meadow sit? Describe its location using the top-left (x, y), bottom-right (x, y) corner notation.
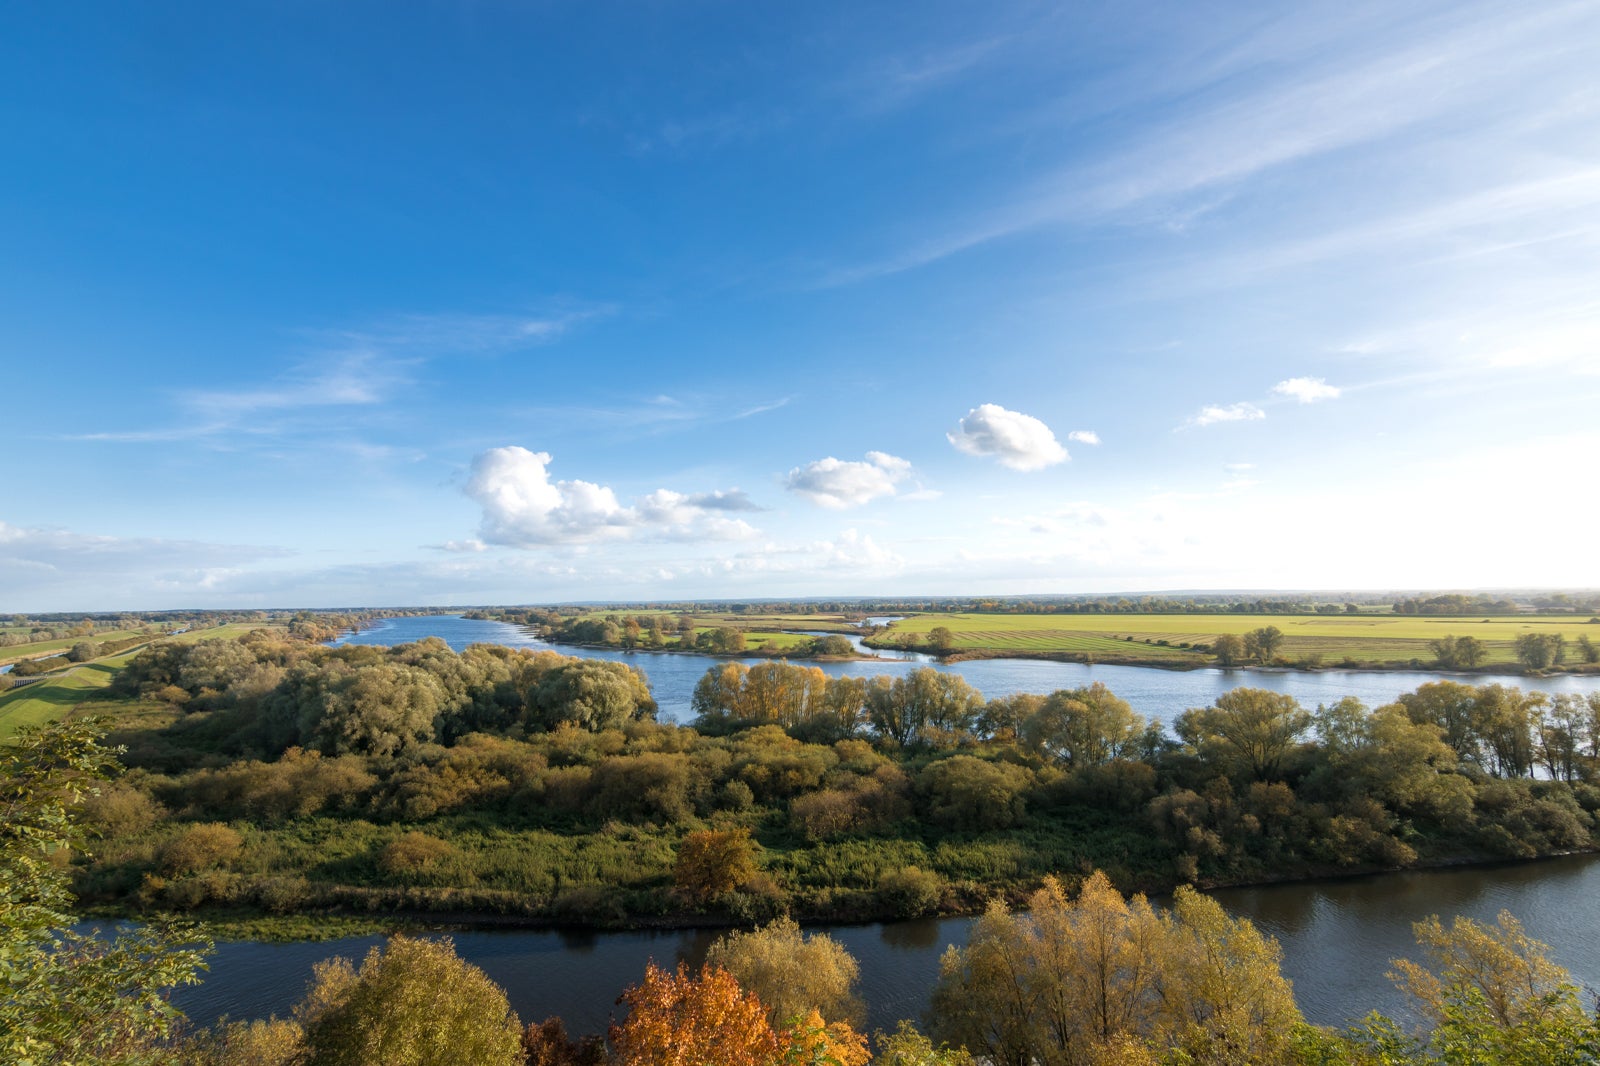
top-left (0, 624), bottom-right (282, 740)
top-left (876, 612), bottom-right (1600, 668)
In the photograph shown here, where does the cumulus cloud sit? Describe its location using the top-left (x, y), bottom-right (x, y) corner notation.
top-left (465, 446), bottom-right (758, 546)
top-left (1272, 377), bottom-right (1342, 403)
top-left (947, 404), bottom-right (1069, 470)
top-left (785, 452), bottom-right (913, 509)
top-left (1181, 402), bottom-right (1266, 429)
top-left (1067, 429), bottom-right (1101, 445)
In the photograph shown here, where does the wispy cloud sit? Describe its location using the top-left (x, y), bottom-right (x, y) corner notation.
top-left (1272, 377), bottom-right (1341, 403)
top-left (1180, 402), bottom-right (1266, 430)
top-left (820, 1), bottom-right (1600, 284)
top-left (60, 307), bottom-right (607, 448)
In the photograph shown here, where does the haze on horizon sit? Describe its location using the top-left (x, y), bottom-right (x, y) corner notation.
top-left (3, 1), bottom-right (1599, 613)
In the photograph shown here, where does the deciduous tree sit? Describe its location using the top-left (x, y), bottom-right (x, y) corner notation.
top-left (1177, 688), bottom-right (1311, 782)
top-left (296, 935), bottom-right (523, 1066)
top-left (705, 916), bottom-right (863, 1027)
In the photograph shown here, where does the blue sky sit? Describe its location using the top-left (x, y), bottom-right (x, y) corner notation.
top-left (3, 1), bottom-right (1599, 611)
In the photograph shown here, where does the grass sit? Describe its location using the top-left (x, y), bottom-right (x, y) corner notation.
top-left (0, 656), bottom-right (135, 741)
top-left (0, 626), bottom-right (282, 742)
top-left (876, 613), bottom-right (1600, 668)
top-left (0, 627), bottom-right (156, 665)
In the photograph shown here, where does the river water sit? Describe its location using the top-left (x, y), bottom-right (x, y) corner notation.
top-left (172, 855), bottom-right (1600, 1036)
top-left (332, 614), bottom-right (1600, 728)
top-left (165, 615), bottom-right (1600, 1036)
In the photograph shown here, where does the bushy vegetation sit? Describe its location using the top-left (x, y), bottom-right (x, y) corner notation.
top-left (20, 632), bottom-right (1591, 935)
top-left (7, 714), bottom-right (1600, 1064)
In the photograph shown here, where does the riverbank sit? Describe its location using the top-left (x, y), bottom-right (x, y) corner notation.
top-left (81, 839), bottom-right (1600, 944)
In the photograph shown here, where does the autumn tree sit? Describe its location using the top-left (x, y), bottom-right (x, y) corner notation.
top-left (704, 916), bottom-right (863, 1027)
top-left (1339, 910), bottom-right (1600, 1063)
top-left (932, 870), bottom-right (1300, 1065)
top-left (296, 935), bottom-right (523, 1066)
top-left (673, 827), bottom-right (759, 906)
top-left (610, 962), bottom-right (779, 1066)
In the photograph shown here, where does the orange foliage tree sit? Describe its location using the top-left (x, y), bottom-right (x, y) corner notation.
top-left (610, 962), bottom-right (778, 1066)
top-left (609, 963), bottom-right (870, 1066)
top-left (673, 828), bottom-right (758, 905)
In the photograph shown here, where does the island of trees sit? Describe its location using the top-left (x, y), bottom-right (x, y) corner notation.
top-left (7, 715), bottom-right (1599, 1063)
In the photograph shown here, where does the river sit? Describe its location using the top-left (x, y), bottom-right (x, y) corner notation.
top-left (158, 614), bottom-right (1600, 1035)
top-left (332, 614), bottom-right (1600, 728)
top-left (171, 854), bottom-right (1600, 1036)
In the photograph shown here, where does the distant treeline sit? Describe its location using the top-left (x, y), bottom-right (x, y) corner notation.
top-left (475, 591), bottom-right (1600, 617)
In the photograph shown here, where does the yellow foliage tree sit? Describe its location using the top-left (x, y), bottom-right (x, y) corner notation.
top-left (705, 916), bottom-right (863, 1027)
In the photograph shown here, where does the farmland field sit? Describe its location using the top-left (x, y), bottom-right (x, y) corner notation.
top-left (875, 612), bottom-right (1600, 668)
top-left (0, 654), bottom-right (138, 741)
top-left (0, 626), bottom-right (157, 665)
top-left (0, 624), bottom-right (282, 740)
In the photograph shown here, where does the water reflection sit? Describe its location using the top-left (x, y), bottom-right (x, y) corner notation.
top-left (879, 916), bottom-right (944, 951)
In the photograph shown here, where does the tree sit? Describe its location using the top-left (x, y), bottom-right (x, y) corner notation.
top-left (1577, 633), bottom-right (1599, 664)
top-left (67, 641), bottom-right (98, 663)
top-left (609, 962), bottom-right (778, 1066)
top-left (919, 755), bottom-right (1031, 830)
top-left (1, 721), bottom-right (211, 1065)
top-left (873, 1022), bottom-right (977, 1066)
top-left (531, 659), bottom-right (656, 732)
top-left (1212, 633), bottom-right (1246, 667)
top-left (932, 871), bottom-right (1300, 1066)
top-left (1430, 635), bottom-right (1488, 670)
top-left (928, 626), bottom-right (956, 652)
top-left (1380, 910), bottom-right (1600, 1064)
top-left (704, 916), bottom-right (863, 1027)
top-left (673, 827), bottom-right (758, 906)
top-left (1022, 682), bottom-right (1145, 767)
top-left (1515, 632), bottom-right (1566, 671)
top-left (1176, 688), bottom-right (1312, 781)
top-left (1241, 626), bottom-right (1284, 664)
top-left (296, 935), bottom-right (523, 1066)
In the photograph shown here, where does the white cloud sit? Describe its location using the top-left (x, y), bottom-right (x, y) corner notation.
top-left (1067, 429), bottom-right (1101, 445)
top-left (785, 452), bottom-right (913, 509)
top-left (465, 446), bottom-right (758, 546)
top-left (1272, 377), bottom-right (1342, 403)
top-left (947, 404), bottom-right (1069, 470)
top-left (1181, 402), bottom-right (1266, 430)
